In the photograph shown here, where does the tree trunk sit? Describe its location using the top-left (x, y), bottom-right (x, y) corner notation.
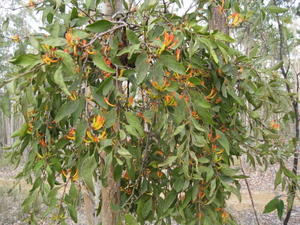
top-left (100, 1), bottom-right (122, 225)
top-left (208, 6), bottom-right (229, 35)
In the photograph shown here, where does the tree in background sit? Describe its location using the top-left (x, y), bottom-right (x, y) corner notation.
top-left (231, 0), bottom-right (300, 224)
top-left (0, 0), bottom-right (39, 146)
top-left (0, 0), bottom-right (298, 225)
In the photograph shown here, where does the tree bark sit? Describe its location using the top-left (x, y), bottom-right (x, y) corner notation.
top-left (208, 6), bottom-right (229, 35)
top-left (100, 1), bottom-right (122, 225)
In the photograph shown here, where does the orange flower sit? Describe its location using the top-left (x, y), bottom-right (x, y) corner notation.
top-left (164, 95), bottom-right (177, 106)
top-left (151, 80), bottom-right (170, 92)
top-left (198, 191), bottom-right (206, 199)
top-left (122, 171), bottom-right (130, 180)
top-left (163, 32), bottom-right (175, 47)
top-left (221, 211), bottom-right (230, 220)
top-left (270, 121), bottom-right (280, 130)
top-left (215, 97), bottom-right (222, 104)
top-left (156, 170), bottom-right (164, 178)
top-left (39, 138), bottom-right (47, 147)
top-left (27, 122), bottom-right (33, 134)
top-left (192, 111), bottom-right (200, 120)
top-left (84, 130), bottom-right (107, 143)
top-left (104, 97), bottom-right (116, 107)
top-left (42, 54), bottom-right (58, 65)
top-left (65, 29), bottom-right (74, 46)
top-left (69, 91), bottom-right (78, 101)
top-left (11, 35), bottom-right (20, 42)
top-left (176, 49), bottom-right (181, 61)
top-left (104, 57), bottom-right (112, 67)
top-left (26, 0), bottom-right (36, 8)
top-left (228, 12), bottom-right (244, 27)
top-left (154, 150), bottom-right (164, 157)
top-left (72, 169), bottom-right (79, 181)
top-left (66, 128), bottom-right (76, 140)
top-left (205, 88), bottom-right (217, 100)
top-left (128, 96), bottom-right (134, 107)
top-left (91, 115), bottom-right (105, 130)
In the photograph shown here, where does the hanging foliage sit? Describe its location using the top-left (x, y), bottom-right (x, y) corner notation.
top-left (0, 0), bottom-right (294, 224)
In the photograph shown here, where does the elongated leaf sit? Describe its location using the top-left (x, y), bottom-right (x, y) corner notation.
top-left (159, 54), bottom-right (185, 74)
top-left (174, 124), bottom-right (185, 136)
top-left (86, 20), bottom-right (113, 33)
top-left (216, 130), bottom-right (230, 154)
top-left (42, 37), bottom-right (67, 46)
top-left (125, 214), bottom-right (139, 225)
top-left (10, 54), bottom-right (41, 67)
top-left (80, 155), bottom-right (97, 193)
top-left (125, 112), bottom-right (144, 137)
top-left (93, 55), bottom-right (115, 73)
top-left (54, 66), bottom-right (71, 96)
top-left (11, 123), bottom-right (28, 138)
top-left (55, 50), bottom-right (76, 74)
top-left (136, 53), bottom-right (150, 84)
top-left (54, 100), bottom-right (82, 122)
top-left (266, 6), bottom-right (288, 14)
top-left (67, 204), bottom-right (78, 223)
top-left (75, 120), bottom-right (88, 145)
top-left (158, 156), bottom-right (177, 167)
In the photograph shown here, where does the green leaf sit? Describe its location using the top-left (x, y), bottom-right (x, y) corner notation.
top-left (125, 214), bottom-right (139, 225)
top-left (42, 37), bottom-right (67, 46)
top-left (67, 204), bottom-right (78, 223)
top-left (142, 198), bottom-right (152, 219)
top-left (55, 100), bottom-right (82, 122)
top-left (0, 92), bottom-right (11, 116)
top-left (93, 55), bottom-right (115, 73)
top-left (198, 157), bottom-right (210, 164)
top-left (213, 32), bottom-right (235, 43)
top-left (55, 50), bottom-right (76, 74)
top-left (174, 124), bottom-right (185, 136)
top-left (11, 123), bottom-right (28, 138)
top-left (125, 112), bottom-right (144, 137)
top-left (54, 66), bottom-right (71, 96)
top-left (125, 125), bottom-right (140, 138)
top-left (127, 29), bottom-right (140, 44)
top-left (86, 0), bottom-right (95, 9)
top-left (159, 54), bottom-right (186, 74)
top-left (80, 155), bottom-right (97, 194)
top-left (117, 44), bottom-right (141, 58)
top-left (158, 156), bottom-right (177, 168)
top-left (10, 54), bottom-right (41, 67)
top-left (162, 191), bottom-right (177, 212)
top-left (75, 120), bottom-right (88, 145)
top-left (136, 53), bottom-right (150, 84)
top-left (263, 196), bottom-right (284, 218)
top-left (86, 20), bottom-right (113, 33)
top-left (266, 6), bottom-right (288, 14)
top-left (118, 147), bottom-right (132, 158)
top-left (216, 130), bottom-right (230, 154)
top-left (71, 29), bottom-right (89, 39)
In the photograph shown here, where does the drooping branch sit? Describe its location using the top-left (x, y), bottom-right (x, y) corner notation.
top-left (273, 1), bottom-right (299, 224)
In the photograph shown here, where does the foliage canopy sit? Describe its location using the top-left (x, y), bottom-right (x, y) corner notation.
top-left (1, 0), bottom-right (297, 224)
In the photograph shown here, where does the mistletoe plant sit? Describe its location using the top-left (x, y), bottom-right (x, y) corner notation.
top-left (1, 0), bottom-right (291, 224)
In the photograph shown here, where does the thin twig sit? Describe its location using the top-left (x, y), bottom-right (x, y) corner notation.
top-left (83, 24), bottom-right (127, 47)
top-left (0, 64), bottom-right (43, 88)
top-left (240, 159), bottom-right (261, 225)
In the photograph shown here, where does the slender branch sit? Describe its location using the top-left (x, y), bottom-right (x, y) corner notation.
top-left (240, 159), bottom-right (261, 225)
top-left (0, 64), bottom-right (43, 88)
top-left (162, 0), bottom-right (167, 13)
top-left (83, 24), bottom-right (127, 47)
